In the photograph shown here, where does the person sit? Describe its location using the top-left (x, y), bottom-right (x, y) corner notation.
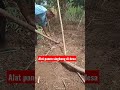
top-left (35, 3), bottom-right (55, 36)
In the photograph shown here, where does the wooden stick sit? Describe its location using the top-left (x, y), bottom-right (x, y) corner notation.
top-left (57, 0), bottom-right (67, 55)
top-left (37, 76), bottom-right (40, 83)
top-left (45, 45), bottom-right (56, 55)
top-left (0, 8), bottom-right (59, 44)
top-left (77, 72), bottom-right (85, 84)
top-left (25, 60), bottom-right (35, 70)
top-left (62, 62), bottom-right (85, 74)
top-left (61, 78), bottom-right (67, 90)
top-left (35, 30), bottom-right (59, 44)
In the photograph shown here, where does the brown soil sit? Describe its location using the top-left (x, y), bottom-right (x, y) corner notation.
top-left (0, 26), bottom-right (35, 89)
top-left (35, 23), bottom-right (85, 90)
top-left (0, 18), bottom-right (85, 90)
top-left (86, 1), bottom-right (120, 89)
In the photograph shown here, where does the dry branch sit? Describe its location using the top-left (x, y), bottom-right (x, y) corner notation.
top-left (37, 76), bottom-right (40, 83)
top-left (25, 60), bottom-right (35, 70)
top-left (61, 78), bottom-right (67, 90)
top-left (77, 72), bottom-right (85, 84)
top-left (35, 30), bottom-right (59, 44)
top-left (62, 62), bottom-right (85, 74)
top-left (0, 8), bottom-right (59, 44)
top-left (45, 45), bottom-right (56, 55)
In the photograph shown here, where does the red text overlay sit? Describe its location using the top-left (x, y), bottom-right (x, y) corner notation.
top-left (38, 56), bottom-right (77, 62)
top-left (7, 70), bottom-right (35, 83)
top-left (85, 70), bottom-right (100, 84)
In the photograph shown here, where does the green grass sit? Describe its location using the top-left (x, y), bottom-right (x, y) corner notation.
top-left (64, 6), bottom-right (84, 22)
top-left (37, 26), bottom-right (43, 40)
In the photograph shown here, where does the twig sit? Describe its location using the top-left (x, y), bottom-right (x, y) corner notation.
top-left (37, 76), bottom-right (40, 83)
top-left (61, 79), bottom-right (67, 90)
top-left (0, 48), bottom-right (17, 54)
top-left (45, 45), bottom-right (56, 55)
top-left (86, 17), bottom-right (95, 29)
top-left (25, 60), bottom-right (35, 70)
top-left (77, 72), bottom-right (85, 84)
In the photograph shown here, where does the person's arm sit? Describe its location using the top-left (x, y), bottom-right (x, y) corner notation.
top-left (40, 13), bottom-right (48, 36)
top-left (42, 26), bottom-right (48, 35)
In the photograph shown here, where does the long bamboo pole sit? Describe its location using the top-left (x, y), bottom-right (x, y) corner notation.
top-left (57, 0), bottom-right (67, 55)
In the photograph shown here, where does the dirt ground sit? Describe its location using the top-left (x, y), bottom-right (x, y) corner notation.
top-left (0, 25), bottom-right (35, 89)
top-left (35, 22), bottom-right (85, 90)
top-left (0, 18), bottom-right (85, 90)
top-left (86, 5), bottom-right (120, 89)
